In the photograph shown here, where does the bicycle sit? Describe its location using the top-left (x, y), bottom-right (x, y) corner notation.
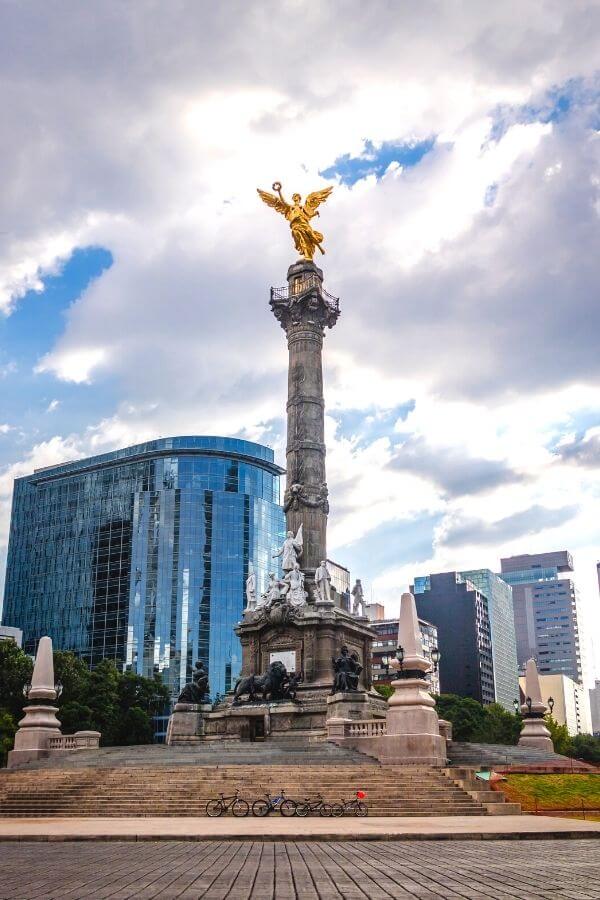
top-left (293, 793), bottom-right (333, 817)
top-left (252, 790), bottom-right (290, 817)
top-left (331, 792), bottom-right (368, 817)
top-left (205, 789), bottom-right (250, 817)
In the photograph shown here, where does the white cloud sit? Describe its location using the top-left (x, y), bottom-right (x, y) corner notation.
top-left (0, 3), bottom-right (599, 676)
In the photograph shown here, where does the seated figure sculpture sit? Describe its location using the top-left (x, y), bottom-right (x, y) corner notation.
top-left (177, 660), bottom-right (210, 704)
top-left (331, 645), bottom-right (361, 694)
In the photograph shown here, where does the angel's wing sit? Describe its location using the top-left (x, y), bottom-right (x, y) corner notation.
top-left (257, 188), bottom-right (290, 216)
top-left (304, 186), bottom-right (333, 216)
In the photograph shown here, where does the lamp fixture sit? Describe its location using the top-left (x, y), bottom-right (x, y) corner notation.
top-left (395, 645), bottom-right (405, 671)
top-left (547, 696), bottom-right (555, 714)
top-left (430, 646), bottom-right (441, 673)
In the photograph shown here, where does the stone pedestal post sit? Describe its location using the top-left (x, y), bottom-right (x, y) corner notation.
top-left (166, 703), bottom-right (213, 745)
top-left (378, 593), bottom-right (446, 766)
top-left (326, 691), bottom-right (369, 723)
top-left (518, 658), bottom-right (553, 752)
top-left (8, 636), bottom-right (62, 768)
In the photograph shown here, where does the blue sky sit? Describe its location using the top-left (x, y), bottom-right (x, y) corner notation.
top-left (0, 247), bottom-right (114, 470)
top-left (0, 3), bottom-right (599, 678)
top-left (320, 138), bottom-right (436, 186)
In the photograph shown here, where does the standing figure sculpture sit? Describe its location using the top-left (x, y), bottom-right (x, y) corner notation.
top-left (257, 182), bottom-right (333, 260)
top-left (315, 560), bottom-right (332, 604)
top-left (245, 562), bottom-right (256, 611)
top-left (351, 579), bottom-right (366, 617)
top-left (331, 645), bottom-right (361, 694)
top-left (273, 525), bottom-right (303, 572)
top-left (283, 562), bottom-right (307, 607)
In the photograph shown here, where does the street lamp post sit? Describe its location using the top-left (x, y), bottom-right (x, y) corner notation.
top-left (430, 646), bottom-right (441, 673)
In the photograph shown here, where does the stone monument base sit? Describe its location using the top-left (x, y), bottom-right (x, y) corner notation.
top-left (166, 703), bottom-right (213, 745)
top-left (326, 691), bottom-right (370, 723)
top-left (518, 717), bottom-right (554, 753)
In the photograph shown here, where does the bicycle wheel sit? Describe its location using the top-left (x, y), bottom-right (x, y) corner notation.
top-left (330, 803), bottom-right (344, 817)
top-left (232, 799), bottom-right (250, 817)
top-left (295, 803), bottom-right (309, 817)
top-left (252, 799), bottom-right (270, 817)
top-left (206, 799), bottom-right (224, 817)
top-left (319, 803), bottom-right (332, 817)
top-left (279, 799), bottom-right (296, 817)
top-left (356, 802), bottom-right (368, 817)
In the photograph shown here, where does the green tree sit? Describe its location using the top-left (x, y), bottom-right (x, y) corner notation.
top-left (85, 659), bottom-right (122, 745)
top-left (53, 651), bottom-right (91, 705)
top-left (570, 733), bottom-right (600, 764)
top-left (545, 715), bottom-right (573, 756)
top-left (0, 709), bottom-right (16, 767)
top-left (0, 641), bottom-right (33, 719)
top-left (473, 702), bottom-right (521, 745)
top-left (434, 694), bottom-right (487, 741)
top-left (115, 707), bottom-right (154, 745)
top-left (58, 701), bottom-right (95, 734)
top-left (374, 683), bottom-right (393, 700)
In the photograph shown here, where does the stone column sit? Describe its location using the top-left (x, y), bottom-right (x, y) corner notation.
top-left (270, 260), bottom-right (339, 590)
top-left (8, 636), bottom-right (62, 767)
top-left (518, 657), bottom-right (553, 752)
top-left (378, 593), bottom-right (446, 766)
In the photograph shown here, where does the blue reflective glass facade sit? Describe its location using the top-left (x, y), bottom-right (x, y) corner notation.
top-left (2, 436), bottom-right (285, 699)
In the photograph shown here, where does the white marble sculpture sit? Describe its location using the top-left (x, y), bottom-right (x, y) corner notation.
top-left (283, 562), bottom-right (307, 607)
top-left (262, 572), bottom-right (285, 607)
top-left (273, 524), bottom-right (303, 572)
top-left (315, 559), bottom-right (332, 605)
top-left (351, 578), bottom-right (366, 616)
top-left (245, 563), bottom-right (256, 611)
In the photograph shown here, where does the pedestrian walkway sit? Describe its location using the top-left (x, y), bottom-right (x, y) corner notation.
top-left (0, 814), bottom-right (598, 842)
top-left (1, 838), bottom-right (599, 898)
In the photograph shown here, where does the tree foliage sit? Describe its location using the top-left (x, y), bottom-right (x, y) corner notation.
top-left (544, 715), bottom-right (573, 756)
top-left (0, 641), bottom-right (33, 719)
top-left (0, 646), bottom-right (170, 759)
top-left (374, 683), bottom-right (393, 700)
top-left (570, 733), bottom-right (600, 764)
top-left (434, 694), bottom-right (521, 744)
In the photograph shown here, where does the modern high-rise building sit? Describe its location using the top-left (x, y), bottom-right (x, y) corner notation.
top-left (500, 551), bottom-right (588, 687)
top-left (458, 569), bottom-right (519, 712)
top-left (2, 436), bottom-right (285, 699)
top-left (413, 572), bottom-right (495, 705)
top-left (370, 616), bottom-right (440, 695)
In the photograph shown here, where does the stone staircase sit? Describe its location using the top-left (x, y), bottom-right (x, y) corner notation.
top-left (0, 740), bottom-right (519, 818)
top-left (447, 742), bottom-right (569, 768)
top-left (0, 763), bottom-right (517, 818)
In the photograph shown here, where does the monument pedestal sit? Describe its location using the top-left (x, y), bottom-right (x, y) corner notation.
top-left (166, 703), bottom-right (212, 745)
top-left (518, 658), bottom-right (554, 753)
top-left (518, 715), bottom-right (553, 752)
top-left (326, 691), bottom-right (369, 723)
top-left (378, 677), bottom-right (446, 765)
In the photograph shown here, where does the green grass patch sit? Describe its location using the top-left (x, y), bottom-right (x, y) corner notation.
top-left (501, 774), bottom-right (600, 811)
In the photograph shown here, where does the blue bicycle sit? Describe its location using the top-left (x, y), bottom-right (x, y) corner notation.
top-left (252, 790), bottom-right (290, 816)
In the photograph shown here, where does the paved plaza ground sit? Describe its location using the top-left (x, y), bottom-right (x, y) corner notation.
top-left (0, 839), bottom-right (599, 899)
top-left (1, 814), bottom-right (599, 842)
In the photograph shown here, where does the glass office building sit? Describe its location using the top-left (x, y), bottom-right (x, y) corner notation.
top-left (2, 436), bottom-right (285, 699)
top-left (459, 569), bottom-right (519, 712)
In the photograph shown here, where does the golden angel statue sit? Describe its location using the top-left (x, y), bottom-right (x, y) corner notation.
top-left (257, 182), bottom-right (333, 260)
